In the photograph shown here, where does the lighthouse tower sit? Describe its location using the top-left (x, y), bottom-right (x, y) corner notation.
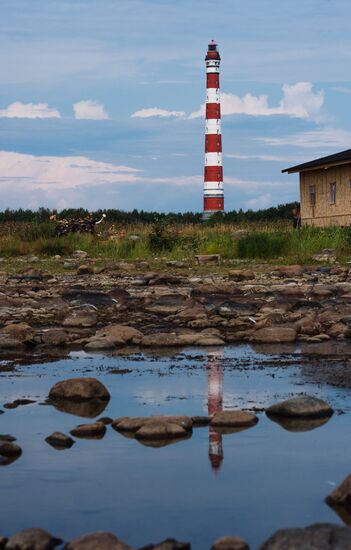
top-left (203, 40), bottom-right (224, 219)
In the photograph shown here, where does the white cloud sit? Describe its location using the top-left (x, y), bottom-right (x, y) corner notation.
top-left (189, 82), bottom-right (324, 121)
top-left (0, 151), bottom-right (141, 193)
top-left (73, 100), bottom-right (109, 120)
top-left (226, 153), bottom-right (301, 162)
top-left (0, 102), bottom-right (60, 119)
top-left (245, 193), bottom-right (273, 209)
top-left (257, 127), bottom-right (351, 149)
top-left (131, 107), bottom-right (186, 118)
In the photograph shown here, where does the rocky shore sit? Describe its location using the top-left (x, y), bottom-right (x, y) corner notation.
top-left (1, 260), bottom-right (351, 355)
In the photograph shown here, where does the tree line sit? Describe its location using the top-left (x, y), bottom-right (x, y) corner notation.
top-left (0, 203), bottom-right (299, 224)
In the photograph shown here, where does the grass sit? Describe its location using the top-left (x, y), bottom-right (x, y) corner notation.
top-left (0, 220), bottom-right (350, 265)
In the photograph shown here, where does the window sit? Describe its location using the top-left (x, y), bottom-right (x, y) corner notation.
top-left (329, 182), bottom-right (336, 204)
top-left (309, 185), bottom-right (316, 207)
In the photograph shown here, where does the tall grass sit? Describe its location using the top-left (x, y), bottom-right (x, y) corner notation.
top-left (0, 221), bottom-right (350, 263)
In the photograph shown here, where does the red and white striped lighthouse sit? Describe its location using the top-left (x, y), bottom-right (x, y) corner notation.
top-left (203, 40), bottom-right (224, 218)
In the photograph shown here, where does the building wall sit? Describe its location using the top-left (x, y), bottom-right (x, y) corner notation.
top-left (300, 164), bottom-right (351, 227)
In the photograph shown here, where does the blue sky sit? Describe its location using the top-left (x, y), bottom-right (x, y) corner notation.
top-left (2, 0), bottom-right (351, 212)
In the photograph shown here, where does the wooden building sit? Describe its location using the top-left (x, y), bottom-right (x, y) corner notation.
top-left (282, 149), bottom-right (351, 227)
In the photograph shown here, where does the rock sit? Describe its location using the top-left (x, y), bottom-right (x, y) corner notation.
top-left (63, 261), bottom-right (79, 270)
top-left (45, 432), bottom-right (75, 449)
top-left (6, 528), bottom-right (62, 550)
top-left (0, 334), bottom-right (22, 349)
top-left (41, 329), bottom-right (70, 346)
top-left (195, 254), bottom-right (220, 265)
top-left (63, 309), bottom-right (97, 328)
top-left (113, 415), bottom-right (193, 433)
top-left (50, 398), bottom-right (108, 418)
top-left (144, 539), bottom-right (190, 550)
top-left (266, 395), bottom-right (334, 418)
top-left (191, 416), bottom-right (212, 426)
top-left (135, 422), bottom-right (188, 441)
top-left (70, 421), bottom-right (106, 438)
top-left (251, 326), bottom-right (297, 343)
top-left (312, 249), bottom-right (337, 263)
top-left (49, 377), bottom-right (110, 402)
top-left (211, 411), bottom-right (258, 427)
top-left (211, 536), bottom-right (249, 550)
top-left (86, 325), bottom-right (143, 350)
top-left (196, 336), bottom-right (225, 346)
top-left (0, 536), bottom-right (8, 549)
top-left (98, 416), bottom-right (113, 425)
top-left (326, 474), bottom-right (351, 506)
top-left (2, 322), bottom-right (35, 343)
top-left (77, 264), bottom-right (94, 275)
top-left (166, 261), bottom-right (187, 268)
top-left (268, 416), bottom-right (331, 432)
top-left (62, 288), bottom-right (115, 306)
top-left (258, 522), bottom-right (351, 549)
top-left (4, 398), bottom-right (35, 409)
top-left (73, 250), bottom-right (89, 259)
top-left (228, 270), bottom-right (255, 281)
top-left (28, 255), bottom-right (39, 263)
top-left (0, 434), bottom-right (16, 442)
top-left (63, 531), bottom-right (131, 549)
top-left (0, 441), bottom-right (22, 457)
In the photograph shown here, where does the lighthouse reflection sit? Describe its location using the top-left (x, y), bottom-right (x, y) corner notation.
top-left (207, 350), bottom-right (224, 472)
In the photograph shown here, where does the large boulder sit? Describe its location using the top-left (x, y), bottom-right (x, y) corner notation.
top-left (266, 395), bottom-right (334, 418)
top-left (135, 422), bottom-right (187, 441)
top-left (211, 411), bottom-right (258, 428)
top-left (85, 324), bottom-right (143, 350)
top-left (326, 474), bottom-right (351, 506)
top-left (48, 377), bottom-right (110, 402)
top-left (251, 326), bottom-right (297, 343)
top-left (113, 415), bottom-right (192, 433)
top-left (62, 310), bottom-right (97, 328)
top-left (0, 441), bottom-right (22, 457)
top-left (259, 523), bottom-right (351, 549)
top-left (70, 422), bottom-right (106, 438)
top-left (45, 432), bottom-right (75, 449)
top-left (64, 532), bottom-right (131, 550)
top-left (1, 322), bottom-right (35, 343)
top-left (6, 528), bottom-right (62, 550)
top-left (211, 536), bottom-right (249, 550)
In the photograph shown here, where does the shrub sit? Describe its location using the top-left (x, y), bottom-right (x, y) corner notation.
top-left (237, 232), bottom-right (289, 259)
top-left (34, 238), bottom-right (74, 256)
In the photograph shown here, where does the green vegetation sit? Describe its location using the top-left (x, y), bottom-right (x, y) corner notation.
top-left (0, 218), bottom-right (350, 265)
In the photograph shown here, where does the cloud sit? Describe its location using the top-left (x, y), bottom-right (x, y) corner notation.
top-left (245, 193), bottom-right (273, 209)
top-left (131, 107), bottom-right (186, 118)
top-left (0, 102), bottom-right (60, 119)
top-left (0, 151), bottom-right (141, 193)
top-left (257, 127), bottom-right (351, 149)
top-left (225, 154), bottom-right (302, 162)
top-left (189, 82), bottom-right (324, 120)
top-left (73, 100), bottom-right (109, 120)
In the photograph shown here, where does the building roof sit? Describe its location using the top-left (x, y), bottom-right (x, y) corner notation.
top-left (282, 148), bottom-right (351, 174)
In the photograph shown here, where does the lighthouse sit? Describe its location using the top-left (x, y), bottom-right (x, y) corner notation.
top-left (203, 40), bottom-right (224, 219)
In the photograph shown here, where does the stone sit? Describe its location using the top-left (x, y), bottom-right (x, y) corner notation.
top-left (144, 540), bottom-right (190, 550)
top-left (196, 336), bottom-right (225, 346)
top-left (5, 528), bottom-right (62, 550)
top-left (228, 270), bottom-right (255, 281)
top-left (63, 309), bottom-right (97, 328)
top-left (0, 442), bottom-right (22, 457)
top-left (73, 250), bottom-right (89, 259)
top-left (266, 395), bottom-right (334, 418)
top-left (135, 422), bottom-right (188, 440)
top-left (326, 474), bottom-right (351, 506)
top-left (4, 398), bottom-right (35, 409)
top-left (63, 261), bottom-right (79, 270)
top-left (272, 265), bottom-right (304, 277)
top-left (86, 325), bottom-right (143, 350)
top-left (41, 329), bottom-right (70, 346)
top-left (211, 536), bottom-right (249, 550)
top-left (191, 416), bottom-right (212, 426)
top-left (45, 432), bottom-right (75, 449)
top-left (258, 522), bottom-right (351, 549)
top-left (195, 254), bottom-right (220, 265)
top-left (63, 531), bottom-right (131, 549)
top-left (49, 377), bottom-right (110, 402)
top-left (211, 411), bottom-right (258, 428)
top-left (62, 288), bottom-right (115, 306)
top-left (77, 264), bottom-right (94, 275)
top-left (0, 536), bottom-right (8, 549)
top-left (312, 249), bottom-right (337, 263)
top-left (113, 415), bottom-right (193, 433)
top-left (70, 421), bottom-right (106, 438)
top-left (251, 326), bottom-right (297, 343)
top-left (2, 322), bottom-right (35, 343)
top-left (0, 434), bottom-right (16, 442)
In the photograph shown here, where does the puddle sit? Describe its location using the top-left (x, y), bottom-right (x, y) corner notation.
top-left (1, 345), bottom-right (351, 548)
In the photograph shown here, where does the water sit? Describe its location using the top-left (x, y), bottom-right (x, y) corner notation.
top-left (1, 345), bottom-right (351, 549)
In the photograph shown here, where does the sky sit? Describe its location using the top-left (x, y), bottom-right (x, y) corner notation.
top-left (2, 0), bottom-right (351, 213)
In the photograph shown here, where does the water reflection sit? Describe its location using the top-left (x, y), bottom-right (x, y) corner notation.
top-left (207, 350), bottom-right (224, 472)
